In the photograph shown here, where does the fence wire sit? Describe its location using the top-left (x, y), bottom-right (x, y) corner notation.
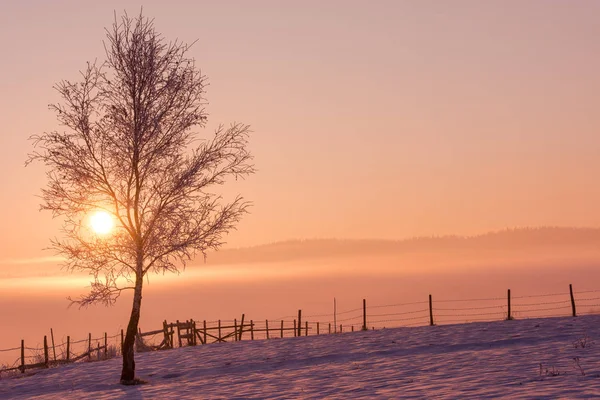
top-left (3, 286), bottom-right (600, 374)
top-left (0, 347), bottom-right (21, 353)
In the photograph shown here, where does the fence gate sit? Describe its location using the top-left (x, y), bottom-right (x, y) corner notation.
top-left (176, 320), bottom-right (196, 347)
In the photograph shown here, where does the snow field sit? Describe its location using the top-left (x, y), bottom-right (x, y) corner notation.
top-left (2, 315), bottom-right (600, 399)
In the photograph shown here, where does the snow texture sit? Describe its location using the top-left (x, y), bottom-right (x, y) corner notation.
top-left (2, 315), bottom-right (600, 399)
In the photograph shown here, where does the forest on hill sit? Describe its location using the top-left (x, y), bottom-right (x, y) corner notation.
top-left (200, 227), bottom-right (600, 266)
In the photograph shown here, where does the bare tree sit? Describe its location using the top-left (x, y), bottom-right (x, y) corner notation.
top-left (27, 12), bottom-right (254, 384)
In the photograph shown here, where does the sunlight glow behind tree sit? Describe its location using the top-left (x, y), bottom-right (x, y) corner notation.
top-left (26, 11), bottom-right (254, 384)
top-left (89, 211), bottom-right (114, 235)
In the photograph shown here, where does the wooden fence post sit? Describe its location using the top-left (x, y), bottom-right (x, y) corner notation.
top-left (328, 323), bottom-right (331, 334)
top-left (163, 321), bottom-right (169, 348)
top-left (351, 326), bottom-right (354, 332)
top-left (250, 320), bottom-right (254, 340)
top-left (570, 284), bottom-right (577, 317)
top-left (239, 314), bottom-right (245, 341)
top-left (265, 320), bottom-right (270, 339)
top-left (334, 297), bottom-right (337, 333)
top-left (297, 310), bottom-right (302, 337)
top-left (340, 324), bottom-right (343, 333)
top-left (88, 333), bottom-right (92, 361)
top-left (20, 340), bottom-right (24, 373)
top-left (429, 294), bottom-right (434, 326)
top-left (104, 332), bottom-right (108, 359)
top-left (43, 335), bottom-right (49, 367)
top-left (66, 336), bottom-right (70, 362)
top-left (203, 320), bottom-right (207, 345)
top-left (305, 321), bottom-right (308, 336)
top-left (234, 319), bottom-right (238, 341)
top-left (218, 320), bottom-right (222, 342)
top-left (50, 328), bottom-right (56, 361)
top-left (317, 322), bottom-right (320, 335)
top-left (363, 299), bottom-right (367, 331)
top-left (195, 320), bottom-right (198, 345)
top-left (191, 320), bottom-right (197, 346)
top-left (507, 289), bottom-right (512, 320)
top-left (280, 320), bottom-right (284, 338)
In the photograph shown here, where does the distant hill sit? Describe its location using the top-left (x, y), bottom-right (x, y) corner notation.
top-left (198, 227), bottom-right (600, 266)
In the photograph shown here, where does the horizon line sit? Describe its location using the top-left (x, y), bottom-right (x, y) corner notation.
top-left (2, 225), bottom-right (599, 266)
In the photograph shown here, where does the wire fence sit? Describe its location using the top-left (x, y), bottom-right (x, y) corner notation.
top-left (0, 330), bottom-right (123, 377)
top-left (2, 283), bottom-right (599, 376)
top-left (140, 284), bottom-right (600, 344)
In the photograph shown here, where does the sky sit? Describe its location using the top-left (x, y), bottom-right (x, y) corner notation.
top-left (1, 0), bottom-right (600, 264)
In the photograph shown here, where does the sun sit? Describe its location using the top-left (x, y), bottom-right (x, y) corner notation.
top-left (89, 210), bottom-right (114, 235)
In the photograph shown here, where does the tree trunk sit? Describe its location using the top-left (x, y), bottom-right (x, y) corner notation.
top-left (120, 273), bottom-right (143, 384)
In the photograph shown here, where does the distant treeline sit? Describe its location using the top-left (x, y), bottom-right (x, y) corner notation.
top-left (199, 227), bottom-right (600, 266)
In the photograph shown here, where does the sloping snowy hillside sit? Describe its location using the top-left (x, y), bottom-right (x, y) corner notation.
top-left (2, 315), bottom-right (600, 399)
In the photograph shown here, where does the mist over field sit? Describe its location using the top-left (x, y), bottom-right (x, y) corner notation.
top-left (2, 228), bottom-right (600, 364)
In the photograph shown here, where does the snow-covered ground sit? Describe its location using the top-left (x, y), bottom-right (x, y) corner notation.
top-left (2, 315), bottom-right (600, 399)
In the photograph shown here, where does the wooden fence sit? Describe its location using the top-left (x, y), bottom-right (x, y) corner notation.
top-left (2, 283), bottom-right (599, 376)
top-left (138, 284), bottom-right (587, 351)
top-left (139, 313), bottom-right (328, 351)
top-left (0, 331), bottom-right (119, 375)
